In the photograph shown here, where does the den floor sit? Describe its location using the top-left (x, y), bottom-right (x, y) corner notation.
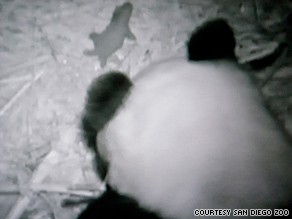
top-left (0, 0), bottom-right (291, 218)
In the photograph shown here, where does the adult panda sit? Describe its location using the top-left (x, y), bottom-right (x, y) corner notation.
top-left (78, 19), bottom-right (292, 219)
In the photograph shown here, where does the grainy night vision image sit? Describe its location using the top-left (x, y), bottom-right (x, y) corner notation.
top-left (0, 0), bottom-right (292, 218)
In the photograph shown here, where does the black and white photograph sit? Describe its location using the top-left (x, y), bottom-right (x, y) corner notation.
top-left (0, 0), bottom-right (292, 218)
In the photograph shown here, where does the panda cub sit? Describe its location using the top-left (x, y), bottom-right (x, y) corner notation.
top-left (79, 19), bottom-right (292, 219)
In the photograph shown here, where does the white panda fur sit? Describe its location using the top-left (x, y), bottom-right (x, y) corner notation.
top-left (97, 58), bottom-right (292, 218)
top-left (79, 19), bottom-right (292, 219)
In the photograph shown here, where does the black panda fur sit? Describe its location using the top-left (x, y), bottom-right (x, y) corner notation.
top-left (77, 185), bottom-right (161, 219)
top-left (187, 18), bottom-right (236, 61)
top-left (79, 19), bottom-right (292, 219)
top-left (81, 72), bottom-right (132, 179)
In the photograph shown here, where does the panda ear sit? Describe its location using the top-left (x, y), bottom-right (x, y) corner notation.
top-left (187, 19), bottom-right (236, 61)
top-left (81, 72), bottom-right (132, 179)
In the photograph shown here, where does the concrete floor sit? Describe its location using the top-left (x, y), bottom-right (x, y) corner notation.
top-left (0, 0), bottom-right (291, 218)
